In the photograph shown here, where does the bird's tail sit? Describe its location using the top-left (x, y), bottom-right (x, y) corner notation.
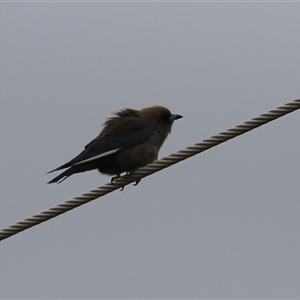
top-left (47, 169), bottom-right (72, 184)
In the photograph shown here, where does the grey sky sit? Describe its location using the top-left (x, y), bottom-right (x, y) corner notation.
top-left (1, 2), bottom-right (300, 298)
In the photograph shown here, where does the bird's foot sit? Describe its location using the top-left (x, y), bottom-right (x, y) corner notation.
top-left (111, 174), bottom-right (125, 191)
top-left (110, 172), bottom-right (141, 191)
top-left (125, 171), bottom-right (141, 186)
top-left (111, 174), bottom-right (121, 184)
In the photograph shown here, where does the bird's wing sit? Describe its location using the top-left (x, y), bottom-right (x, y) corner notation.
top-left (48, 119), bottom-right (154, 173)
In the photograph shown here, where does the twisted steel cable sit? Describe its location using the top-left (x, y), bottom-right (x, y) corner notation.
top-left (1, 98), bottom-right (300, 241)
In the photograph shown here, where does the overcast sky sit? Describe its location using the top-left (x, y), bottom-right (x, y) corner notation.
top-left (1, 2), bottom-right (300, 299)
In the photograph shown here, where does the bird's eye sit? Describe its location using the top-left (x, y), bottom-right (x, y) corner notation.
top-left (161, 113), bottom-right (171, 121)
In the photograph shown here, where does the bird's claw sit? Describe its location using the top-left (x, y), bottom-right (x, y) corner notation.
top-left (110, 174), bottom-right (125, 191)
top-left (110, 172), bottom-right (141, 191)
top-left (133, 179), bottom-right (141, 186)
top-left (125, 171), bottom-right (141, 187)
top-left (111, 175), bottom-right (120, 184)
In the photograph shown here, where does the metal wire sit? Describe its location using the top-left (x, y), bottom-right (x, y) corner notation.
top-left (1, 98), bottom-right (300, 241)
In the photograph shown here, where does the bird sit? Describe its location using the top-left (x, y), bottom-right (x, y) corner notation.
top-left (47, 106), bottom-right (182, 185)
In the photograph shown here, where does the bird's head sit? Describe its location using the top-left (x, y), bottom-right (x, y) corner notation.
top-left (139, 106), bottom-right (182, 135)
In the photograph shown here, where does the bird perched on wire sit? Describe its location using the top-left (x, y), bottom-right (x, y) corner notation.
top-left (47, 106), bottom-right (182, 185)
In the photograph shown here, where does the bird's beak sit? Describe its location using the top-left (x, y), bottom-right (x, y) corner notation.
top-left (169, 114), bottom-right (183, 122)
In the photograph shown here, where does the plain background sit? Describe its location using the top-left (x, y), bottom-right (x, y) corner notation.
top-left (1, 2), bottom-right (300, 298)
